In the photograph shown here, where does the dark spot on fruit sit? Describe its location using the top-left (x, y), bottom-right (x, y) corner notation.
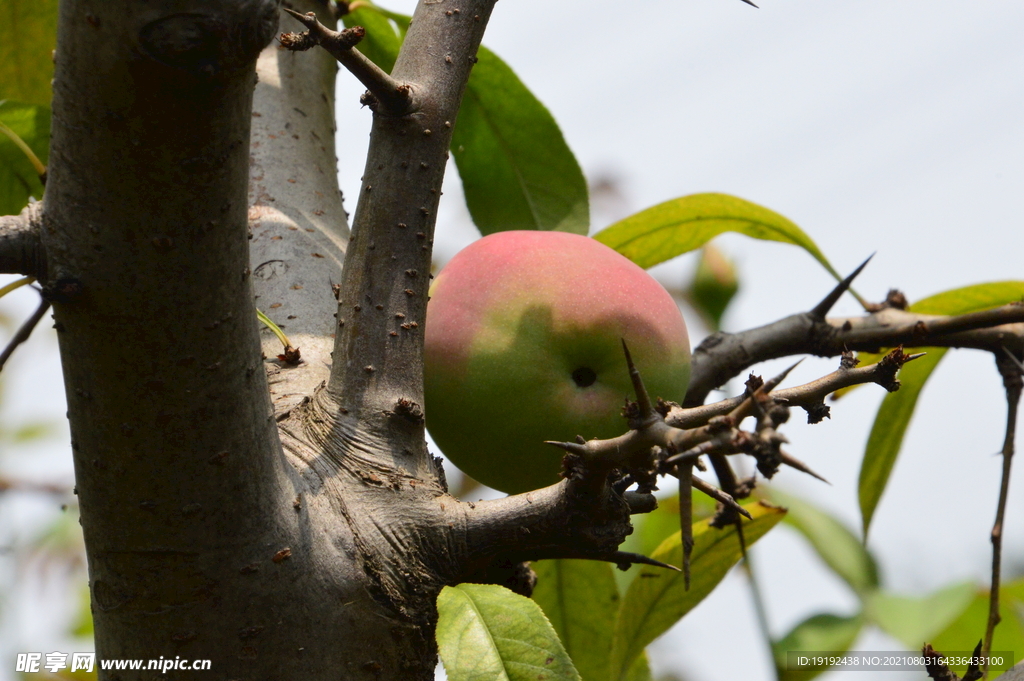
top-left (571, 367), bottom-right (597, 388)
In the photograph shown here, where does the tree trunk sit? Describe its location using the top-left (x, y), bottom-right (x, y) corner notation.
top-left (31, 1), bottom-right (638, 678)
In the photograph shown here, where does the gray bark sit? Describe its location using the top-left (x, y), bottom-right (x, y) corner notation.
top-left (34, 1), bottom-right (636, 678)
top-left (8, 0), bottom-right (1019, 679)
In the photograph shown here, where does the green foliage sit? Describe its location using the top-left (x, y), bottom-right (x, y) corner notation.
top-left (614, 492), bottom-right (717, 593)
top-left (865, 582), bottom-right (976, 650)
top-left (527, 501), bottom-right (783, 681)
top-left (773, 613), bottom-right (863, 681)
top-left (532, 560), bottom-right (620, 681)
top-left (930, 578), bottom-right (1024, 676)
top-left (343, 3), bottom-right (589, 235)
top-left (0, 100), bottom-right (50, 216)
top-left (608, 501), bottom-right (786, 680)
top-left (858, 350), bottom-right (945, 537)
top-left (452, 46), bottom-right (589, 235)
top-left (592, 193), bottom-right (840, 279)
top-left (620, 492), bottom-right (718, 561)
top-left (858, 281), bottom-right (1024, 536)
top-left (0, 0), bottom-right (58, 108)
top-left (768, 489), bottom-right (879, 596)
top-left (436, 583), bottom-right (581, 681)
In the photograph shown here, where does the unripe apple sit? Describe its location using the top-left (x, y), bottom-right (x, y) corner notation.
top-left (424, 231), bottom-right (691, 494)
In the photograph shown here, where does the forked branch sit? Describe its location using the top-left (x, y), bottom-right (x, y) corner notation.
top-left (280, 8), bottom-right (414, 116)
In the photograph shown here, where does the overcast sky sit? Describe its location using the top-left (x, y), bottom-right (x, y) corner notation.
top-left (1, 2), bottom-right (1022, 680)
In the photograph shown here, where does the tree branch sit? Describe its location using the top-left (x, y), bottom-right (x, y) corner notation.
top-left (0, 202), bottom-right (46, 278)
top-left (452, 475), bottom-right (645, 580)
top-left (280, 9), bottom-right (414, 116)
top-left (249, 5), bottom-right (350, 418)
top-left (323, 0), bottom-right (497, 479)
top-left (670, 347), bottom-right (922, 427)
top-left (0, 291), bottom-right (49, 374)
top-left (982, 350), bottom-right (1022, 677)
top-left (686, 301), bottom-right (1024, 405)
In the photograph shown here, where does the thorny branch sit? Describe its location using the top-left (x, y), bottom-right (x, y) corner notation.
top-left (545, 340), bottom-right (922, 583)
top-left (685, 261), bottom-right (1024, 405)
top-left (540, 251), bottom-right (1018, 583)
top-left (982, 350), bottom-right (1022, 678)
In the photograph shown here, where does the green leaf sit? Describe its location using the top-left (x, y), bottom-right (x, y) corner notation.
top-left (930, 578), bottom-right (1024, 676)
top-left (532, 559), bottom-right (619, 681)
top-left (453, 47), bottom-right (589, 235)
top-left (622, 653), bottom-right (654, 681)
top-left (615, 492), bottom-right (717, 594)
top-left (0, 0), bottom-right (58, 107)
top-left (437, 583), bottom-right (581, 681)
top-left (344, 4), bottom-right (589, 236)
top-left (620, 493), bottom-right (718, 560)
top-left (865, 582), bottom-right (975, 649)
top-left (0, 100), bottom-right (49, 216)
top-left (858, 349), bottom-right (945, 538)
top-left (592, 193), bottom-right (839, 277)
top-left (767, 489), bottom-right (879, 595)
top-left (858, 281), bottom-right (1024, 537)
top-left (608, 500), bottom-right (786, 680)
top-left (773, 613), bottom-right (863, 681)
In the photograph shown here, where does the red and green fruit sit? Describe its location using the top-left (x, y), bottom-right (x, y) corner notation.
top-left (424, 230), bottom-right (691, 494)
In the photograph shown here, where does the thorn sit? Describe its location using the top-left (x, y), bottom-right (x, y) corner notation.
top-left (679, 467), bottom-right (694, 589)
top-left (622, 339), bottom-right (656, 420)
top-left (904, 352), bottom-right (927, 363)
top-left (282, 7), bottom-right (318, 27)
top-left (690, 475), bottom-right (752, 519)
top-left (762, 359), bottom-right (803, 394)
top-left (545, 440), bottom-right (588, 456)
top-left (738, 0), bottom-right (759, 6)
top-left (664, 441), bottom-right (716, 468)
top-left (778, 450), bottom-right (830, 484)
top-left (809, 254), bottom-right (874, 320)
top-left (604, 551), bottom-right (681, 572)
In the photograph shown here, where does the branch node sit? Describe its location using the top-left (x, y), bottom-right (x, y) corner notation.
top-left (279, 8), bottom-right (412, 116)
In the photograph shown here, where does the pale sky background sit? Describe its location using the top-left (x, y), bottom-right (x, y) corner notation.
top-left (1, 2), bottom-right (1022, 680)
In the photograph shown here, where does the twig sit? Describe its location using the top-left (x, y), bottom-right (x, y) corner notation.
top-left (0, 477), bottom-right (70, 496)
top-left (552, 351), bottom-right (911, 473)
top-left (686, 296), bottom-right (1024, 406)
top-left (0, 276), bottom-right (34, 299)
top-left (982, 350), bottom-right (1022, 678)
top-left (0, 119), bottom-right (47, 182)
top-left (279, 9), bottom-right (414, 116)
top-left (0, 293), bottom-right (50, 373)
top-left (0, 203), bottom-right (46, 278)
top-left (834, 304), bottom-right (1024, 350)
